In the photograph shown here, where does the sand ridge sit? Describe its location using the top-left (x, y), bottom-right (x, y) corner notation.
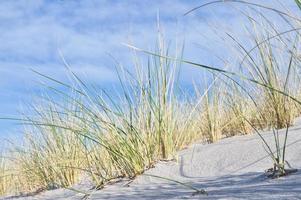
top-left (3, 122), bottom-right (301, 200)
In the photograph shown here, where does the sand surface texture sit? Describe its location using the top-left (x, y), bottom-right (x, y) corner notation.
top-left (3, 121), bottom-right (301, 199)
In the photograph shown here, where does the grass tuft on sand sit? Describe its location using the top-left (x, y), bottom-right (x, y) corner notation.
top-left (1, 0), bottom-right (301, 197)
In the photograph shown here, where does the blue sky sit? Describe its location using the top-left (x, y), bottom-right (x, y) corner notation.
top-left (0, 0), bottom-right (298, 142)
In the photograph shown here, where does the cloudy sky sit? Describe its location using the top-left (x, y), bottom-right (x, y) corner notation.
top-left (0, 0), bottom-right (297, 142)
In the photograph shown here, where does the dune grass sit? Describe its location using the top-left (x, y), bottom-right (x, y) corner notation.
top-left (0, 156), bottom-right (11, 196)
top-left (1, 0), bottom-right (301, 197)
top-left (2, 104), bottom-right (84, 193)
top-left (4, 37), bottom-right (198, 193)
top-left (182, 0), bottom-right (301, 177)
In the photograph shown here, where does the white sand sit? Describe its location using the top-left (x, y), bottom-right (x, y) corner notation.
top-left (3, 120), bottom-right (301, 199)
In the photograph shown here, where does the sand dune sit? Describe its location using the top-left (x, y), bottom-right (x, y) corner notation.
top-left (3, 121), bottom-right (301, 200)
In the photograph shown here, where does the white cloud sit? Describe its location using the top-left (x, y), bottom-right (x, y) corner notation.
top-left (0, 0), bottom-right (298, 139)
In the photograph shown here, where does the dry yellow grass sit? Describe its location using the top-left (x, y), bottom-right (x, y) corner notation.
top-left (1, 0), bottom-right (301, 197)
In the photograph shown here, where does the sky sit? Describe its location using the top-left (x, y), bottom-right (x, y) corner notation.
top-left (0, 0), bottom-right (298, 143)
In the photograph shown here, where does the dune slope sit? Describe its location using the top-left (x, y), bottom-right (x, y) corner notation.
top-left (3, 121), bottom-right (301, 200)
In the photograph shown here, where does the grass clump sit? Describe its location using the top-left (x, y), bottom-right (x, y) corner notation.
top-left (4, 36), bottom-right (201, 192)
top-left (8, 104), bottom-right (85, 193)
top-left (1, 0), bottom-right (301, 197)
top-left (0, 156), bottom-right (12, 196)
top-left (182, 0), bottom-right (301, 177)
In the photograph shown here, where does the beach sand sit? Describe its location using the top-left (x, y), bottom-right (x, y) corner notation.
top-left (3, 120), bottom-right (301, 200)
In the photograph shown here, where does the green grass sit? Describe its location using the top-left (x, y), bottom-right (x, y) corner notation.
top-left (180, 0), bottom-right (301, 177)
top-left (1, 0), bottom-right (301, 196)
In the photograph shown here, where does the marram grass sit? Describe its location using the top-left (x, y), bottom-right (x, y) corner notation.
top-left (1, 0), bottom-right (301, 196)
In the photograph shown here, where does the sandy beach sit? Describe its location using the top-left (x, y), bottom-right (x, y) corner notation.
top-left (3, 120), bottom-right (301, 200)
